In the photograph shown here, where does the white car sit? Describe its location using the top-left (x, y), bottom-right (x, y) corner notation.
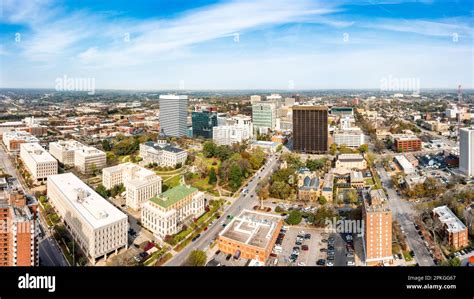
top-left (298, 231), bottom-right (305, 235)
top-left (347, 260), bottom-right (355, 266)
top-left (297, 262), bottom-right (306, 266)
top-left (326, 261), bottom-right (334, 266)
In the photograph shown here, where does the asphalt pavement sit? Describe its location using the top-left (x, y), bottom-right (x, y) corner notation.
top-left (376, 164), bottom-right (435, 266)
top-left (165, 153), bottom-right (281, 266)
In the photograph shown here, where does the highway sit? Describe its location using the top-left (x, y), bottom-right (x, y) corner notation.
top-left (376, 163), bottom-right (435, 266)
top-left (166, 152), bottom-right (281, 266)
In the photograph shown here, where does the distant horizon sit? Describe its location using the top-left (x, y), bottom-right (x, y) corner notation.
top-left (1, 87), bottom-right (473, 93)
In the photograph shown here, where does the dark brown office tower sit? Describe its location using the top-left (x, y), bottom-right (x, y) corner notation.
top-left (292, 106), bottom-right (328, 153)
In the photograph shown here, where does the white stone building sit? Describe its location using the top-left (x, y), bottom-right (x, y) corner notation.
top-left (141, 185), bottom-right (205, 239)
top-left (102, 162), bottom-right (162, 211)
top-left (19, 143), bottom-right (58, 182)
top-left (139, 141), bottom-right (187, 168)
top-left (47, 173), bottom-right (128, 263)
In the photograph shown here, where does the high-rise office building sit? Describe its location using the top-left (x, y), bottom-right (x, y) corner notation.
top-left (192, 110), bottom-right (217, 139)
top-left (0, 187), bottom-right (39, 266)
top-left (252, 102), bottom-right (276, 133)
top-left (363, 189), bottom-right (392, 266)
top-left (292, 106), bottom-right (328, 153)
top-left (460, 128), bottom-right (474, 177)
top-left (159, 94), bottom-right (188, 137)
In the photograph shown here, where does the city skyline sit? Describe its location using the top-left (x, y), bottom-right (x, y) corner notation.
top-left (1, 0), bottom-right (473, 90)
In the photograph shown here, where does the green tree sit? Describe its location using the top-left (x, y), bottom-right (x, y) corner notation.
top-left (229, 163), bottom-right (243, 191)
top-left (208, 167), bottom-right (217, 185)
top-left (203, 141), bottom-right (217, 158)
top-left (286, 210), bottom-right (302, 225)
top-left (102, 139), bottom-right (112, 151)
top-left (329, 143), bottom-right (337, 155)
top-left (358, 144), bottom-right (368, 153)
top-left (346, 189), bottom-right (359, 204)
top-left (95, 184), bottom-right (109, 199)
top-left (185, 250), bottom-right (207, 266)
top-left (318, 195), bottom-right (327, 205)
top-left (306, 159), bottom-right (325, 171)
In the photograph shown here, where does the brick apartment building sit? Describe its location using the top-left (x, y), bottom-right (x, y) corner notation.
top-left (218, 210), bottom-right (283, 263)
top-left (393, 136), bottom-right (422, 152)
top-left (433, 206), bottom-right (468, 250)
top-left (363, 189), bottom-right (393, 266)
top-left (0, 187), bottom-right (39, 266)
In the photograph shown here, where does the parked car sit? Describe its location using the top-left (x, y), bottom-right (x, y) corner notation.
top-left (316, 259), bottom-right (326, 266)
top-left (225, 254), bottom-right (232, 261)
top-left (301, 245), bottom-right (309, 251)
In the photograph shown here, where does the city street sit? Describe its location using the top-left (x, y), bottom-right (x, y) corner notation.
top-left (0, 144), bottom-right (69, 267)
top-left (376, 163), bottom-right (435, 266)
top-left (165, 152), bottom-right (281, 266)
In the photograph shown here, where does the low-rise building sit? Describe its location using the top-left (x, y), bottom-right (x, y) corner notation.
top-left (432, 206), bottom-right (468, 250)
top-left (350, 171), bottom-right (364, 189)
top-left (2, 131), bottom-right (39, 152)
top-left (297, 170), bottom-right (320, 201)
top-left (102, 162), bottom-right (162, 211)
top-left (334, 129), bottom-right (366, 148)
top-left (394, 155), bottom-right (416, 174)
top-left (250, 141), bottom-right (279, 153)
top-left (321, 173), bottom-right (334, 202)
top-left (49, 140), bottom-right (106, 174)
top-left (19, 143), bottom-right (58, 182)
top-left (335, 154), bottom-right (367, 170)
top-left (141, 185), bottom-right (205, 239)
top-left (47, 173), bottom-right (128, 263)
top-left (74, 146), bottom-right (107, 174)
top-left (49, 140), bottom-right (83, 165)
top-left (217, 210), bottom-right (283, 263)
top-left (393, 135), bottom-right (422, 152)
top-left (139, 141), bottom-right (187, 168)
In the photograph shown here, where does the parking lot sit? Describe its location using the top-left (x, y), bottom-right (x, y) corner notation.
top-left (273, 227), bottom-right (355, 267)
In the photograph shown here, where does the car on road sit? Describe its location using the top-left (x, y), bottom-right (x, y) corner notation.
top-left (191, 234), bottom-right (201, 242)
top-left (225, 254), bottom-right (232, 261)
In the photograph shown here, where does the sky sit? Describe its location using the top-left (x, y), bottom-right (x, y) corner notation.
top-left (0, 0), bottom-right (473, 90)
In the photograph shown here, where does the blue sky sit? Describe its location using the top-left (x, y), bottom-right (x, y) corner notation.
top-left (0, 0), bottom-right (472, 90)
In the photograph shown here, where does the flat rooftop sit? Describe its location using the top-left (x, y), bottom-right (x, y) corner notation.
top-left (433, 205), bottom-right (467, 233)
top-left (48, 173), bottom-right (127, 229)
top-left (219, 210), bottom-right (282, 249)
top-left (50, 140), bottom-right (85, 151)
top-left (20, 143), bottom-right (57, 163)
top-left (338, 154), bottom-right (365, 162)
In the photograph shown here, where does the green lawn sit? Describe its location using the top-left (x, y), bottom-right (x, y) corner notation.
top-left (364, 178), bottom-right (375, 186)
top-left (163, 175), bottom-right (182, 188)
